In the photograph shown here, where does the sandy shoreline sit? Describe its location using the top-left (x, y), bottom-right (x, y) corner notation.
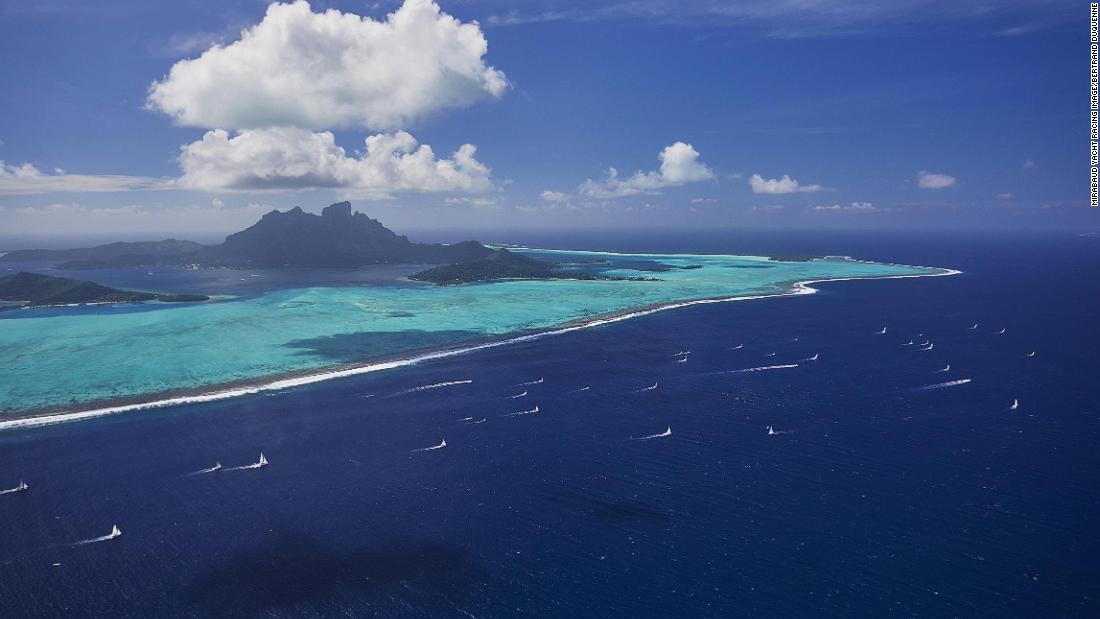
top-left (0, 264), bottom-right (960, 432)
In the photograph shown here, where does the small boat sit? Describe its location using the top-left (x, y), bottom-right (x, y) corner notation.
top-left (997, 328), bottom-right (1006, 334)
top-left (1009, 399), bottom-right (1019, 411)
top-left (15, 480), bottom-right (27, 492)
top-left (1026, 351), bottom-right (1036, 358)
top-left (903, 340), bottom-right (914, 346)
top-left (256, 453), bottom-right (268, 468)
top-left (107, 525), bottom-right (121, 540)
top-left (767, 425), bottom-right (777, 436)
top-left (438, 439), bottom-right (447, 448)
top-left (212, 462), bottom-right (222, 472)
top-left (730, 344), bottom-right (743, 350)
top-left (970, 323), bottom-right (978, 330)
top-left (939, 364), bottom-right (950, 372)
top-left (877, 327), bottom-right (887, 335)
top-left (764, 352), bottom-right (776, 357)
top-left (807, 353), bottom-right (819, 362)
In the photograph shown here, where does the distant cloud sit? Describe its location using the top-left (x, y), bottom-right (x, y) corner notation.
top-left (147, 0), bottom-right (508, 131)
top-left (812, 201), bottom-right (877, 212)
top-left (484, 1), bottom-right (1074, 38)
top-left (177, 128), bottom-right (493, 195)
top-left (1022, 159), bottom-right (1037, 170)
top-left (752, 204), bottom-right (784, 211)
top-left (443, 196), bottom-right (500, 208)
top-left (580, 141), bottom-right (714, 198)
top-left (749, 173), bottom-right (824, 194)
top-left (0, 200), bottom-right (272, 234)
top-left (690, 197), bottom-right (716, 204)
top-left (916, 170), bottom-right (956, 189)
top-left (0, 161), bottom-right (164, 195)
top-left (998, 192), bottom-right (1015, 200)
top-left (540, 190), bottom-right (568, 203)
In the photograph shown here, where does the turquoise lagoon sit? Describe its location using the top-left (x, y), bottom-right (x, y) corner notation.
top-left (0, 249), bottom-right (946, 415)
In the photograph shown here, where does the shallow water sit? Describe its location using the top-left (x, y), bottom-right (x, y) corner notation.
top-left (0, 249), bottom-right (934, 414)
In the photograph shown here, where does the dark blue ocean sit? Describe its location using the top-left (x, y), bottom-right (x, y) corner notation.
top-left (1, 230), bottom-right (1098, 617)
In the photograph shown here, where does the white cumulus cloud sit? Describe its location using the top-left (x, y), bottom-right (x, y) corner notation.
top-left (749, 173), bottom-right (824, 194)
top-left (916, 170), bottom-right (956, 189)
top-left (580, 141), bottom-right (714, 198)
top-left (147, 0), bottom-right (508, 131)
top-left (177, 127), bottom-right (493, 194)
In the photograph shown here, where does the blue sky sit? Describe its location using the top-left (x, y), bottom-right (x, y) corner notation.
top-left (0, 0), bottom-right (1089, 238)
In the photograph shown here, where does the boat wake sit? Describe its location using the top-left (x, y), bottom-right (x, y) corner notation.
top-left (0, 480), bottom-right (28, 495)
top-left (506, 406), bottom-right (540, 417)
top-left (629, 426), bottom-right (672, 441)
top-left (411, 439), bottom-right (447, 452)
top-left (75, 525), bottom-right (121, 545)
top-left (639, 382), bottom-right (658, 392)
top-left (509, 390), bottom-right (528, 399)
top-left (801, 353), bottom-right (819, 362)
top-left (915, 378), bottom-right (972, 391)
top-left (394, 379), bottom-right (472, 396)
top-left (674, 356), bottom-right (688, 364)
top-left (936, 364), bottom-right (950, 373)
top-left (571, 386), bottom-right (591, 393)
top-left (517, 377), bottom-right (544, 386)
top-left (720, 364), bottom-right (799, 374)
top-left (224, 453), bottom-right (268, 471)
top-left (188, 462), bottom-right (222, 476)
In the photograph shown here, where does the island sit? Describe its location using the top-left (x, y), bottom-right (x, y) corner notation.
top-left (409, 248), bottom-right (659, 285)
top-left (0, 201), bottom-right (492, 269)
top-left (0, 272), bottom-right (209, 309)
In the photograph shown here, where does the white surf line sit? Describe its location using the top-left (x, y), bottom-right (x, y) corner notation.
top-left (509, 390), bottom-right (528, 399)
top-left (0, 265), bottom-right (960, 432)
top-left (505, 406), bottom-right (540, 417)
top-left (914, 378), bottom-right (972, 391)
top-left (394, 379), bottom-right (473, 396)
top-left (718, 364), bottom-right (799, 374)
top-left (411, 439), bottom-right (447, 452)
top-left (628, 426), bottom-right (672, 441)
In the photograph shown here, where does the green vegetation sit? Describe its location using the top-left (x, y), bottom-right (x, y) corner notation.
top-left (0, 272), bottom-right (209, 309)
top-left (409, 248), bottom-right (658, 285)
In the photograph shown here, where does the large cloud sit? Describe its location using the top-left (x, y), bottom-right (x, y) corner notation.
top-left (177, 127), bottom-right (493, 194)
top-left (580, 141), bottom-right (714, 198)
top-left (147, 0), bottom-right (508, 131)
top-left (749, 173), bottom-right (824, 194)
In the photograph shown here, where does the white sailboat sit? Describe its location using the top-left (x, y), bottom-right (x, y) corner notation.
top-left (107, 525), bottom-right (121, 540)
top-left (877, 326), bottom-right (887, 335)
top-left (1009, 399), bottom-right (1019, 411)
top-left (806, 353), bottom-right (819, 362)
top-left (767, 425), bottom-right (777, 436)
top-left (997, 328), bottom-right (1006, 334)
top-left (256, 453), bottom-right (268, 468)
top-left (970, 323), bottom-right (978, 330)
top-left (1026, 351), bottom-right (1036, 357)
top-left (657, 426), bottom-right (672, 437)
